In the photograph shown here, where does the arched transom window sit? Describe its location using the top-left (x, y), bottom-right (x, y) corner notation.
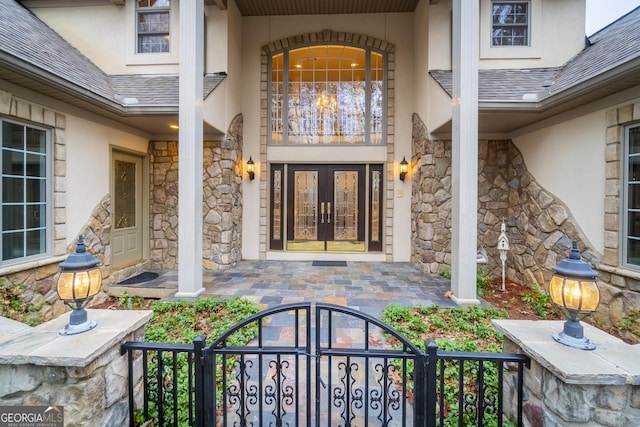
top-left (270, 45), bottom-right (385, 145)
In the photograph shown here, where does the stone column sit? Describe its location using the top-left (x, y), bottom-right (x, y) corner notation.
top-left (493, 319), bottom-right (640, 426)
top-left (451, 0), bottom-right (480, 304)
top-left (177, 0), bottom-right (205, 297)
top-left (0, 310), bottom-right (152, 426)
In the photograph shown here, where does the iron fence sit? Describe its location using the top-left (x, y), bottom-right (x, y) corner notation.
top-left (122, 303), bottom-right (530, 427)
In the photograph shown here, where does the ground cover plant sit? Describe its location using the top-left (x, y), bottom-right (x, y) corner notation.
top-left (0, 277), bottom-right (43, 326)
top-left (133, 296), bottom-right (261, 427)
top-left (381, 303), bottom-right (514, 427)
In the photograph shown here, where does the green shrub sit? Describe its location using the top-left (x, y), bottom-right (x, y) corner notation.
top-left (0, 277), bottom-right (43, 326)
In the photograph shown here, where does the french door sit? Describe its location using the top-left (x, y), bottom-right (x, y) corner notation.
top-left (287, 165), bottom-right (365, 252)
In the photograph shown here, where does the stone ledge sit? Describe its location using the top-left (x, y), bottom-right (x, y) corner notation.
top-left (493, 320), bottom-right (640, 386)
top-left (0, 309), bottom-right (152, 367)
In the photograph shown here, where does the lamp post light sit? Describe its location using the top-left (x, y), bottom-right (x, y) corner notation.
top-left (549, 241), bottom-right (600, 350)
top-left (56, 235), bottom-right (102, 335)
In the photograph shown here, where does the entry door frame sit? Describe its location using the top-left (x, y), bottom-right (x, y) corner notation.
top-left (286, 164), bottom-right (365, 251)
top-left (111, 149), bottom-right (148, 268)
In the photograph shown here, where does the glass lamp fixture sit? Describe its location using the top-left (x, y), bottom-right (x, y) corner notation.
top-left (246, 156), bottom-right (255, 180)
top-left (56, 235), bottom-right (102, 335)
top-left (549, 241), bottom-right (600, 350)
top-left (399, 156), bottom-right (409, 181)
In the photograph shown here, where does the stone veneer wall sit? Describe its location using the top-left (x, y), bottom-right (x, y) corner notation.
top-left (410, 113), bottom-right (595, 285)
top-left (410, 113), bottom-right (640, 342)
top-left (150, 114), bottom-right (243, 270)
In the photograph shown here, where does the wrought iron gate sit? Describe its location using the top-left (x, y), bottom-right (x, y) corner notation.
top-left (123, 302), bottom-right (530, 426)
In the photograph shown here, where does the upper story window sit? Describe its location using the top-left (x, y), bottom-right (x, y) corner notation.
top-left (1, 120), bottom-right (50, 265)
top-left (137, 0), bottom-right (171, 53)
top-left (491, 1), bottom-right (530, 46)
top-left (623, 124), bottom-right (640, 269)
top-left (270, 45), bottom-right (385, 145)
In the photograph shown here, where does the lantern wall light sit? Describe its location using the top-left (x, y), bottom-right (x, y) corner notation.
top-left (246, 157), bottom-right (255, 180)
top-left (56, 235), bottom-right (102, 335)
top-left (549, 240), bottom-right (600, 350)
top-left (399, 156), bottom-right (409, 182)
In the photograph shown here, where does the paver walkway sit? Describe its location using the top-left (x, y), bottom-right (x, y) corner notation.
top-left (120, 260), bottom-right (457, 316)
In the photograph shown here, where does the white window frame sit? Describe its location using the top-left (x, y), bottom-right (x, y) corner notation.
top-left (0, 118), bottom-right (52, 266)
top-left (622, 123), bottom-right (640, 271)
top-left (136, 0), bottom-right (171, 54)
top-left (126, 0), bottom-right (178, 66)
top-left (490, 1), bottom-right (531, 47)
top-left (480, 0), bottom-right (541, 60)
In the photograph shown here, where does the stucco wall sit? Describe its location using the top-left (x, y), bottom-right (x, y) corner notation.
top-left (512, 111), bottom-right (606, 254)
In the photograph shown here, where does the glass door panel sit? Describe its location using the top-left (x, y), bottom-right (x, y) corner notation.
top-left (286, 165), bottom-right (364, 252)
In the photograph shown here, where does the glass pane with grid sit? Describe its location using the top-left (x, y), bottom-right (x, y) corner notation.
top-left (137, 0), bottom-right (170, 53)
top-left (1, 122), bottom-right (47, 262)
top-left (491, 1), bottom-right (529, 46)
top-left (626, 126), bottom-right (640, 266)
top-left (271, 45), bottom-right (384, 145)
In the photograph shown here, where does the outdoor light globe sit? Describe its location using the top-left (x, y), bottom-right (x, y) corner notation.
top-left (549, 241), bottom-right (600, 350)
top-left (57, 268), bottom-right (102, 301)
top-left (549, 276), bottom-right (600, 314)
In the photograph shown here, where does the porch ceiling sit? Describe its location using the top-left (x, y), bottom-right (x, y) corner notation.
top-left (233, 0), bottom-right (420, 16)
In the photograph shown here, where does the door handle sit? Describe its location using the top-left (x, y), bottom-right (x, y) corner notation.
top-left (320, 202), bottom-right (325, 223)
top-left (327, 202), bottom-right (331, 224)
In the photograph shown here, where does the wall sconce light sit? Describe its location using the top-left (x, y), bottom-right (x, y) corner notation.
top-left (246, 156), bottom-right (255, 180)
top-left (399, 156), bottom-right (409, 182)
top-left (549, 241), bottom-right (600, 350)
top-left (56, 235), bottom-right (102, 335)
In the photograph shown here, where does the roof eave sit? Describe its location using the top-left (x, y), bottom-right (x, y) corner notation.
top-left (0, 52), bottom-right (126, 114)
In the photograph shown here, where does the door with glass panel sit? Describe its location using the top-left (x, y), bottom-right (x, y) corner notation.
top-left (286, 165), bottom-right (365, 252)
top-left (111, 152), bottom-right (143, 267)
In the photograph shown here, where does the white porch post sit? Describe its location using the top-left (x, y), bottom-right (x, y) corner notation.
top-left (451, 0), bottom-right (480, 305)
top-left (176, 0), bottom-right (205, 297)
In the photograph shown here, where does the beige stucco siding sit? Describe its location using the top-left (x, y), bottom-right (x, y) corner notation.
top-left (512, 110), bottom-right (605, 253)
top-left (65, 115), bottom-right (148, 247)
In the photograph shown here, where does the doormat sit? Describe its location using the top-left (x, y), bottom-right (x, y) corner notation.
top-left (117, 272), bottom-right (159, 285)
top-left (312, 260), bottom-right (347, 267)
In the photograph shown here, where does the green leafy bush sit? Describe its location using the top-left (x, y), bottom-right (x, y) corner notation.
top-left (521, 283), bottom-right (556, 319)
top-left (382, 304), bottom-right (509, 426)
top-left (0, 277), bottom-right (43, 326)
top-left (136, 296), bottom-right (260, 427)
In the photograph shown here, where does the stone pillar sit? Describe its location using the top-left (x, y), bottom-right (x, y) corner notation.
top-left (450, 0), bottom-right (480, 304)
top-left (177, 0), bottom-right (205, 297)
top-left (0, 310), bottom-right (152, 426)
top-left (493, 319), bottom-right (640, 426)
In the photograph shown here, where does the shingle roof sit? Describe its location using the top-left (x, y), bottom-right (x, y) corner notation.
top-left (430, 6), bottom-right (640, 104)
top-left (0, 0), bottom-right (115, 100)
top-left (0, 0), bottom-right (223, 109)
top-left (429, 68), bottom-right (560, 102)
top-left (109, 74), bottom-right (226, 106)
top-left (549, 6), bottom-right (640, 95)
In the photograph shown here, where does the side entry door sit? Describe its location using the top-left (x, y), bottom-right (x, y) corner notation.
top-left (111, 151), bottom-right (143, 268)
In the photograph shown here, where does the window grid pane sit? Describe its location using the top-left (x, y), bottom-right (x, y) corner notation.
top-left (271, 45), bottom-right (384, 145)
top-left (626, 125), bottom-right (640, 266)
top-left (137, 0), bottom-right (170, 53)
top-left (491, 1), bottom-right (529, 47)
top-left (1, 121), bottom-right (48, 262)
